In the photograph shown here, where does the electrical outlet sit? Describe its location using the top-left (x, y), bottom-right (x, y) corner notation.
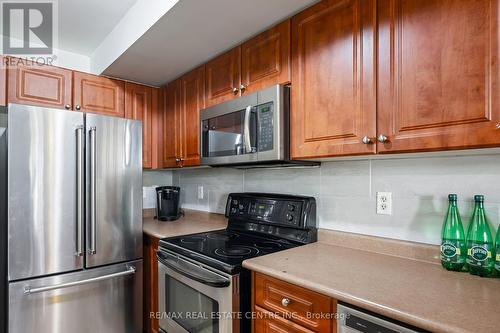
top-left (377, 192), bottom-right (392, 215)
top-left (197, 185), bottom-right (204, 200)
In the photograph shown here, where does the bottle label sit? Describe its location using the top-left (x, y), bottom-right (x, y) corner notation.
top-left (440, 241), bottom-right (464, 263)
top-left (496, 247), bottom-right (500, 271)
top-left (466, 244), bottom-right (493, 267)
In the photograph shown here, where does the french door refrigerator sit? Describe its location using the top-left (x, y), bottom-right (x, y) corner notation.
top-left (0, 104), bottom-right (143, 333)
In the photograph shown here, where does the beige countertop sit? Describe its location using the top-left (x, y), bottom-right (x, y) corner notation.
top-left (143, 209), bottom-right (227, 239)
top-left (243, 230), bottom-right (500, 333)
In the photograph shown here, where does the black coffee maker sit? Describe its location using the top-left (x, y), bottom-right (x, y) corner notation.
top-left (155, 186), bottom-right (181, 221)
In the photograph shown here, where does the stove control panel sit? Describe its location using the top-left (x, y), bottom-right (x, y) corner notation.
top-left (226, 193), bottom-right (316, 229)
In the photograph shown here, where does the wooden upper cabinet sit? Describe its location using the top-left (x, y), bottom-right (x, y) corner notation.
top-left (7, 58), bottom-right (72, 110)
top-left (179, 66), bottom-right (205, 167)
top-left (290, 0), bottom-right (377, 159)
top-left (378, 0), bottom-right (500, 153)
top-left (0, 56), bottom-right (6, 106)
top-left (73, 72), bottom-right (125, 117)
top-left (205, 47), bottom-right (241, 107)
top-left (125, 82), bottom-right (153, 169)
top-left (241, 20), bottom-right (291, 94)
top-left (163, 80), bottom-right (182, 168)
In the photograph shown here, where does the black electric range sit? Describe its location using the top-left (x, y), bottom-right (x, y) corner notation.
top-left (157, 193), bottom-right (317, 333)
top-left (159, 193), bottom-right (317, 274)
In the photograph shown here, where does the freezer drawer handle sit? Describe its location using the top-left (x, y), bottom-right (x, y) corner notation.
top-left (23, 266), bottom-right (136, 295)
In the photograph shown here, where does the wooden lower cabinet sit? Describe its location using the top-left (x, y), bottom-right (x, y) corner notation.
top-left (144, 234), bottom-right (160, 333)
top-left (253, 272), bottom-right (337, 333)
top-left (254, 306), bottom-right (315, 333)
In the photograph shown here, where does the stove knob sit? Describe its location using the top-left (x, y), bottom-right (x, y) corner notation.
top-left (286, 214), bottom-right (294, 222)
top-left (287, 204), bottom-right (295, 212)
top-left (232, 199), bottom-right (238, 205)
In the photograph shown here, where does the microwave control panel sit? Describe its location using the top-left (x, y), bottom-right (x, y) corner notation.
top-left (257, 102), bottom-right (274, 152)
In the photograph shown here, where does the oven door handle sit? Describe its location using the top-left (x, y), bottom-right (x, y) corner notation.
top-left (157, 251), bottom-right (230, 288)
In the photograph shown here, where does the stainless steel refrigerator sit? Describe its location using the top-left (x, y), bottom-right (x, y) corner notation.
top-left (0, 104), bottom-right (143, 333)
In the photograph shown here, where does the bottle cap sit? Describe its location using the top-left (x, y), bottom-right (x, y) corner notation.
top-left (474, 195), bottom-right (484, 202)
top-left (448, 194), bottom-right (457, 201)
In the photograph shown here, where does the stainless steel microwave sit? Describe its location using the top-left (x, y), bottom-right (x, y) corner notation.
top-left (201, 84), bottom-right (302, 167)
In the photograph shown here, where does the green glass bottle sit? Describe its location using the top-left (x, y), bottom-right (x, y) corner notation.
top-left (466, 195), bottom-right (495, 277)
top-left (440, 194), bottom-right (466, 271)
top-left (495, 226), bottom-right (500, 275)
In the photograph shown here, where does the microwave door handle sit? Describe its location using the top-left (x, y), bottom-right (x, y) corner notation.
top-left (243, 105), bottom-right (253, 153)
top-left (157, 251), bottom-right (230, 288)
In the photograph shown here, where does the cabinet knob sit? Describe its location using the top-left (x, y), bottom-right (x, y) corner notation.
top-left (377, 134), bottom-right (389, 143)
top-left (65, 104), bottom-right (71, 110)
top-left (75, 105), bottom-right (81, 111)
top-left (362, 136), bottom-right (373, 144)
top-left (281, 298), bottom-right (291, 307)
top-left (239, 84), bottom-right (246, 93)
top-left (175, 158), bottom-right (181, 163)
top-left (232, 87), bottom-right (239, 94)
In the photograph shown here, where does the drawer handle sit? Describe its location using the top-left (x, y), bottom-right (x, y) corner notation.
top-left (281, 298), bottom-right (291, 307)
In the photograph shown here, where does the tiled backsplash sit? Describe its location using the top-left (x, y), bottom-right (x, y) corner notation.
top-left (143, 153), bottom-right (500, 245)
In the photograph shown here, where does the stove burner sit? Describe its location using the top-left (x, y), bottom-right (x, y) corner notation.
top-left (206, 232), bottom-right (239, 241)
top-left (214, 246), bottom-right (258, 258)
top-left (254, 241), bottom-right (282, 250)
top-left (180, 236), bottom-right (206, 244)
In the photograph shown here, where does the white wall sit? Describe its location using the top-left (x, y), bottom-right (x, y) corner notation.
top-left (167, 154), bottom-right (500, 245)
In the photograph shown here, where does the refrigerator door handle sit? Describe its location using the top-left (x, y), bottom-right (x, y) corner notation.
top-left (23, 266), bottom-right (136, 295)
top-left (89, 126), bottom-right (97, 255)
top-left (76, 125), bottom-right (85, 257)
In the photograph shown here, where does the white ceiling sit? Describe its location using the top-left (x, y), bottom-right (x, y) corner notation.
top-left (58, 0), bottom-right (137, 55)
top-left (100, 0), bottom-right (319, 86)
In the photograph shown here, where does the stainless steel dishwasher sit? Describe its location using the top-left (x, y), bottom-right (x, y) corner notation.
top-left (337, 303), bottom-right (421, 333)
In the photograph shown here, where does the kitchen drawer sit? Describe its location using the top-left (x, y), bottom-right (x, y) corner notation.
top-left (254, 273), bottom-right (332, 332)
top-left (254, 306), bottom-right (315, 333)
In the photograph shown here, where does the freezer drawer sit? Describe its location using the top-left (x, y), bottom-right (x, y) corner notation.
top-left (8, 260), bottom-right (142, 333)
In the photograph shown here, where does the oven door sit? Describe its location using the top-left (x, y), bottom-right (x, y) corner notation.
top-left (157, 249), bottom-right (238, 333)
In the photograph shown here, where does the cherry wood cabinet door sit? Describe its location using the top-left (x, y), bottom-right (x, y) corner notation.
top-left (290, 0), bottom-right (377, 159)
top-left (163, 80), bottom-right (182, 168)
top-left (73, 72), bottom-right (125, 117)
top-left (143, 235), bottom-right (160, 333)
top-left (0, 56), bottom-right (6, 106)
top-left (125, 82), bottom-right (153, 169)
top-left (378, 0), bottom-right (500, 152)
top-left (151, 87), bottom-right (162, 169)
top-left (179, 66), bottom-right (205, 167)
top-left (205, 47), bottom-right (241, 107)
top-left (241, 20), bottom-right (291, 94)
top-left (7, 58), bottom-right (72, 109)
top-left (254, 306), bottom-right (315, 333)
